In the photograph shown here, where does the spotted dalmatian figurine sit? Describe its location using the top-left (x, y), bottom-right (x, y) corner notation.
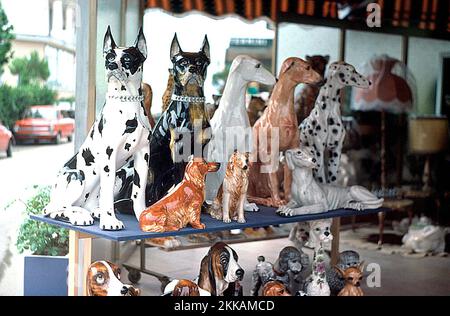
top-left (44, 26), bottom-right (151, 231)
top-left (299, 62), bottom-right (370, 184)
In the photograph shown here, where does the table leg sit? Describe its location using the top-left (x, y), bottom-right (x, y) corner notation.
top-left (331, 218), bottom-right (340, 266)
top-left (378, 211), bottom-right (385, 248)
top-left (68, 230), bottom-right (92, 296)
top-left (82, 237), bottom-right (92, 296)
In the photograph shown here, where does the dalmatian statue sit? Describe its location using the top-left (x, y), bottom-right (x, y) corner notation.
top-left (299, 62), bottom-right (370, 184)
top-left (44, 26), bottom-right (151, 230)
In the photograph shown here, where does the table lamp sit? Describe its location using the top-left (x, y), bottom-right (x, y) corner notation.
top-left (409, 116), bottom-right (449, 191)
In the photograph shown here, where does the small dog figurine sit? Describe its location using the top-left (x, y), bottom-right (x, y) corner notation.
top-left (207, 151), bottom-right (250, 223)
top-left (44, 26), bottom-right (151, 230)
top-left (277, 147), bottom-right (384, 217)
top-left (247, 96), bottom-right (267, 126)
top-left (305, 219), bottom-right (333, 296)
top-left (87, 261), bottom-right (140, 296)
top-left (139, 156), bottom-right (219, 232)
top-left (163, 279), bottom-right (211, 296)
top-left (335, 262), bottom-right (365, 296)
top-left (289, 222), bottom-right (310, 250)
top-left (328, 250), bottom-right (361, 295)
top-left (198, 242), bottom-right (244, 296)
top-left (262, 281), bottom-right (292, 296)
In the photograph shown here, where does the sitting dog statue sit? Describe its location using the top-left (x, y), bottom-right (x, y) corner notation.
top-left (251, 247), bottom-right (306, 296)
top-left (327, 250), bottom-right (361, 295)
top-left (402, 225), bottom-right (447, 254)
top-left (277, 147), bottom-right (384, 217)
top-left (87, 261), bottom-right (140, 296)
top-left (334, 262), bottom-right (365, 296)
top-left (44, 26), bottom-right (151, 230)
top-left (262, 281), bottom-right (292, 296)
top-left (163, 279), bottom-right (211, 296)
top-left (207, 151), bottom-right (250, 223)
top-left (304, 219), bottom-right (333, 296)
top-left (139, 156), bottom-right (219, 232)
top-left (289, 222), bottom-right (310, 250)
top-left (198, 242), bottom-right (244, 296)
top-left (144, 33), bottom-right (212, 207)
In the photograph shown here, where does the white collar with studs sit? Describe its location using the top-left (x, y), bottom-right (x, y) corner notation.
top-left (107, 95), bottom-right (144, 102)
top-left (171, 94), bottom-right (205, 103)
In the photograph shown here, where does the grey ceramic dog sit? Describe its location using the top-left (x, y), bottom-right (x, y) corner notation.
top-left (277, 147), bottom-right (384, 217)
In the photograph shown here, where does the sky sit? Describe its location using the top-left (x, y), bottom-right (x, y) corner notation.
top-left (142, 9), bottom-right (274, 114)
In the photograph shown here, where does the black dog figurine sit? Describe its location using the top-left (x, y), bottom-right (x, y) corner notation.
top-left (146, 33), bottom-right (211, 206)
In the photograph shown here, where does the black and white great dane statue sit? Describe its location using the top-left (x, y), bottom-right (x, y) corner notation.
top-left (44, 26), bottom-right (151, 231)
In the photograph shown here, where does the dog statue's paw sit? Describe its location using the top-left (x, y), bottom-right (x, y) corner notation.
top-left (237, 217), bottom-right (246, 224)
top-left (100, 215), bottom-right (125, 231)
top-left (276, 207), bottom-right (294, 217)
top-left (346, 201), bottom-right (364, 211)
top-left (244, 202), bottom-right (259, 212)
top-left (223, 217), bottom-right (232, 224)
top-left (91, 208), bottom-right (102, 219)
top-left (63, 207), bottom-right (95, 226)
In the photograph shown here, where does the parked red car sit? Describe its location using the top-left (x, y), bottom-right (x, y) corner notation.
top-left (14, 105), bottom-right (75, 144)
top-left (0, 121), bottom-right (13, 157)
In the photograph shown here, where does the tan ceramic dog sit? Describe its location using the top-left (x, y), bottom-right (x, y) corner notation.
top-left (262, 281), bottom-right (292, 296)
top-left (335, 263), bottom-right (365, 296)
top-left (87, 261), bottom-right (140, 296)
top-left (248, 57), bottom-right (322, 207)
top-left (208, 151), bottom-right (250, 223)
top-left (139, 157), bottom-right (219, 232)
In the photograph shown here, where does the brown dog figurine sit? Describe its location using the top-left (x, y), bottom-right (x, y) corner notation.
top-left (87, 261), bottom-right (140, 296)
top-left (139, 157), bottom-right (219, 232)
top-left (161, 69), bottom-right (175, 113)
top-left (247, 96), bottom-right (267, 126)
top-left (208, 151), bottom-right (250, 223)
top-left (335, 262), bottom-right (365, 296)
top-left (248, 57), bottom-right (322, 207)
top-left (172, 280), bottom-right (200, 296)
top-left (262, 281), bottom-right (292, 296)
top-left (295, 55), bottom-right (329, 124)
top-left (142, 82), bottom-right (155, 128)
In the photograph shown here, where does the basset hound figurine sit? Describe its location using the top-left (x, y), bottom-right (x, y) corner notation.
top-left (87, 261), bottom-right (140, 296)
top-left (163, 279), bottom-right (211, 296)
top-left (198, 242), bottom-right (244, 296)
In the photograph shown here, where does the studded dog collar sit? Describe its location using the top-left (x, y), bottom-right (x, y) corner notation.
top-left (107, 95), bottom-right (144, 102)
top-left (171, 94), bottom-right (205, 103)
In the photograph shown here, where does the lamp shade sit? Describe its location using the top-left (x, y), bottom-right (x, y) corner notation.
top-left (352, 54), bottom-right (417, 113)
top-left (409, 116), bottom-right (449, 154)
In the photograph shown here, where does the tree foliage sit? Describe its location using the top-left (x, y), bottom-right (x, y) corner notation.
top-left (9, 51), bottom-right (50, 86)
top-left (0, 1), bottom-right (14, 75)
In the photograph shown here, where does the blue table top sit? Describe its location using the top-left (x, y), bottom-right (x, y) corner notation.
top-left (31, 206), bottom-right (388, 242)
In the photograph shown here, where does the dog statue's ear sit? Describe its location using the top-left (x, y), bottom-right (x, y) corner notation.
top-left (324, 55), bottom-right (330, 64)
top-left (170, 33), bottom-right (182, 60)
top-left (285, 151), bottom-right (295, 171)
top-left (334, 265), bottom-right (345, 277)
top-left (134, 27), bottom-right (147, 60)
top-left (103, 25), bottom-right (117, 54)
top-left (358, 261), bottom-right (365, 272)
top-left (201, 35), bottom-right (210, 60)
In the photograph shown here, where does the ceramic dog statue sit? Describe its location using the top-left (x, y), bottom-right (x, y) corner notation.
top-left (335, 262), bottom-right (365, 296)
top-left (299, 62), bottom-right (370, 184)
top-left (139, 156), bottom-right (219, 232)
top-left (248, 96), bottom-right (267, 127)
top-left (402, 225), bottom-right (447, 254)
top-left (207, 151), bottom-right (250, 223)
top-left (163, 279), bottom-right (211, 296)
top-left (198, 242), bottom-right (244, 296)
top-left (143, 33), bottom-right (211, 207)
top-left (262, 281), bottom-right (292, 296)
top-left (206, 55), bottom-right (275, 211)
top-left (87, 261), bottom-right (140, 296)
top-left (304, 219), bottom-right (333, 296)
top-left (44, 26), bottom-right (151, 230)
top-left (327, 250), bottom-right (361, 295)
top-left (247, 57), bottom-right (322, 207)
top-left (277, 148), bottom-right (384, 217)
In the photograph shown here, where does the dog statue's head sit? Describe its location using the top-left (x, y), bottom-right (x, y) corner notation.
top-left (335, 262), bottom-right (365, 288)
top-left (229, 55), bottom-right (276, 86)
top-left (87, 261), bottom-right (140, 296)
top-left (184, 156), bottom-right (220, 187)
top-left (285, 147), bottom-right (318, 171)
top-left (198, 242), bottom-right (244, 296)
top-left (309, 219), bottom-right (333, 248)
top-left (262, 281), bottom-right (292, 297)
top-left (306, 55), bottom-right (330, 78)
top-left (254, 256), bottom-right (275, 284)
top-left (103, 26), bottom-right (147, 88)
top-left (274, 246), bottom-right (303, 275)
top-left (228, 151), bottom-right (250, 173)
top-left (278, 57), bottom-right (322, 86)
top-left (170, 33), bottom-right (210, 92)
top-left (327, 62), bottom-right (371, 89)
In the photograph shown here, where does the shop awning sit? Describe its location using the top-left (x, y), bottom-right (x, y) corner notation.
top-left (144, 0), bottom-right (450, 40)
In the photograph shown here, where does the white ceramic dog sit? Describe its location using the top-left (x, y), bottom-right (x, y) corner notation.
top-left (402, 225), bottom-right (447, 254)
top-left (206, 55), bottom-right (276, 211)
top-left (277, 147), bottom-right (384, 217)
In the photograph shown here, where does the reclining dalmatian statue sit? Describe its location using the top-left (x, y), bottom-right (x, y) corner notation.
top-left (277, 148), bottom-right (384, 217)
top-left (44, 27), bottom-right (151, 230)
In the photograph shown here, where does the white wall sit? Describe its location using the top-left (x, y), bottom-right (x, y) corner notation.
top-left (2, 0), bottom-right (49, 37)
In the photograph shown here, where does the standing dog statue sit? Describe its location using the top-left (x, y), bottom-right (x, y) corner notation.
top-left (44, 27), bottom-right (151, 230)
top-left (139, 157), bottom-right (219, 232)
top-left (144, 33), bottom-right (211, 207)
top-left (206, 55), bottom-right (275, 211)
top-left (248, 57), bottom-right (322, 207)
top-left (198, 242), bottom-right (244, 296)
top-left (87, 261), bottom-right (140, 296)
top-left (207, 151), bottom-right (250, 223)
top-left (299, 62), bottom-right (370, 184)
top-left (277, 148), bottom-right (384, 217)
top-left (335, 263), bottom-right (365, 296)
